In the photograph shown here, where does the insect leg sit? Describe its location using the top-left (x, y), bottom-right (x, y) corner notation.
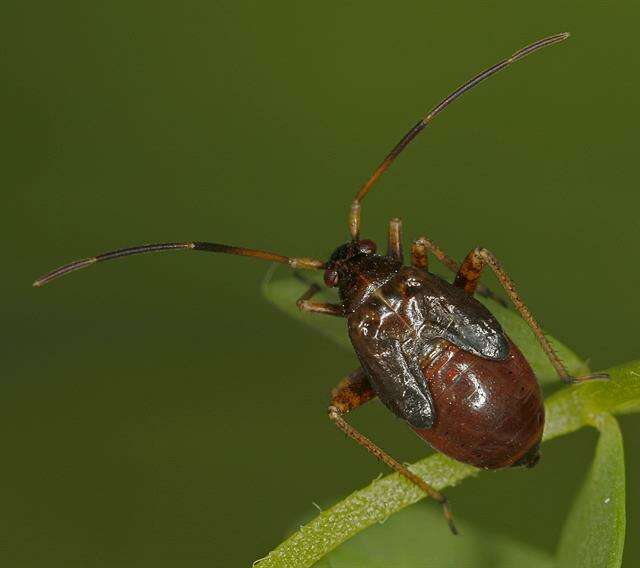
top-left (410, 237), bottom-right (429, 271)
top-left (329, 368), bottom-right (377, 413)
top-left (454, 247), bottom-right (609, 384)
top-left (329, 369), bottom-right (457, 535)
top-left (296, 282), bottom-right (344, 317)
top-left (387, 218), bottom-right (404, 262)
top-left (411, 236), bottom-right (506, 306)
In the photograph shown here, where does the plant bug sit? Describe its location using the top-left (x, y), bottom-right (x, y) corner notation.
top-left (34, 32), bottom-right (608, 535)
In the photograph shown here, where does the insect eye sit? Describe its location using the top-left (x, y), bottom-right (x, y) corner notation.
top-left (324, 268), bottom-right (339, 287)
top-left (358, 239), bottom-right (377, 255)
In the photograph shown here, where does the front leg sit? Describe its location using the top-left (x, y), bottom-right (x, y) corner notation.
top-left (328, 369), bottom-right (457, 534)
top-left (295, 282), bottom-right (344, 317)
top-left (454, 247), bottom-right (608, 384)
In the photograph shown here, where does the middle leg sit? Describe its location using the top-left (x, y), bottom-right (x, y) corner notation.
top-left (329, 368), bottom-right (457, 534)
top-left (410, 236), bottom-right (506, 305)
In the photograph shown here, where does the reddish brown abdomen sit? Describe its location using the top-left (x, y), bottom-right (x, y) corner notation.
top-left (413, 340), bottom-right (544, 469)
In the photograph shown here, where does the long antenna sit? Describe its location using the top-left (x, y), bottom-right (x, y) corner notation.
top-left (348, 32), bottom-right (570, 239)
top-left (33, 241), bottom-right (325, 287)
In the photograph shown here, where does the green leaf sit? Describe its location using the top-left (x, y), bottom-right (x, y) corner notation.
top-left (264, 274), bottom-right (589, 385)
top-left (541, 360), bottom-right (640, 441)
top-left (556, 413), bottom-right (626, 568)
top-left (312, 505), bottom-right (554, 568)
top-left (255, 453), bottom-right (476, 568)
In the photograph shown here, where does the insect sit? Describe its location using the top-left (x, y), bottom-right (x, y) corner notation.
top-left (35, 32), bottom-right (608, 534)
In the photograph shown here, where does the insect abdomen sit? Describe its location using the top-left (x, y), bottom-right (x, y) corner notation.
top-left (412, 339), bottom-right (544, 469)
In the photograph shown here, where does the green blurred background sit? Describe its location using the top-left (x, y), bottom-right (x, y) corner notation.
top-left (2, 2), bottom-right (639, 566)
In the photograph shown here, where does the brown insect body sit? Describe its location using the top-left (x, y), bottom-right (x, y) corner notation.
top-left (331, 244), bottom-right (544, 469)
top-left (415, 340), bottom-right (543, 469)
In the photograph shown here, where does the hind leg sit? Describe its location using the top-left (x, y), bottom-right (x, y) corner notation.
top-left (329, 368), bottom-right (457, 534)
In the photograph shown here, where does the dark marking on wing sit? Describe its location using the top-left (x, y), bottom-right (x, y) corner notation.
top-left (353, 335), bottom-right (436, 429)
top-left (402, 269), bottom-right (509, 361)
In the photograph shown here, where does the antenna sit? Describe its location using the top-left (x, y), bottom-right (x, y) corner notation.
top-left (34, 241), bottom-right (324, 286)
top-left (348, 32), bottom-right (570, 239)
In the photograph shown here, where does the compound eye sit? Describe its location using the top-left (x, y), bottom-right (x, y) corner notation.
top-left (324, 268), bottom-right (339, 287)
top-left (358, 239), bottom-right (377, 255)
